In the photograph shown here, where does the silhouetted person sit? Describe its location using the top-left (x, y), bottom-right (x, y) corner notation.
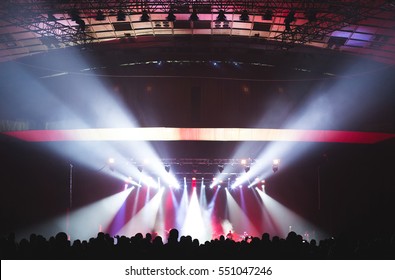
top-left (168, 228), bottom-right (179, 244)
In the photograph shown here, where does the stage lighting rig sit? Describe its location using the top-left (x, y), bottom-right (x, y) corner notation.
top-left (272, 159), bottom-right (280, 173)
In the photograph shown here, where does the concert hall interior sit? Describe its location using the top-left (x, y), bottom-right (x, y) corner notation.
top-left (0, 1), bottom-right (395, 254)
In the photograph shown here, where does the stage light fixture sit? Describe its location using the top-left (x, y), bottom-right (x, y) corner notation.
top-left (189, 9), bottom-right (199, 21)
top-left (141, 10), bottom-right (150, 22)
top-left (47, 13), bottom-right (57, 21)
top-left (137, 166), bottom-right (143, 173)
top-left (166, 10), bottom-right (176, 22)
top-left (241, 159), bottom-right (247, 165)
top-left (117, 10), bottom-right (126, 21)
top-left (218, 164), bottom-right (224, 173)
top-left (284, 10), bottom-right (296, 31)
top-left (70, 9), bottom-right (80, 21)
top-left (96, 10), bottom-right (106, 21)
top-left (108, 158), bottom-right (115, 164)
top-left (263, 9), bottom-right (273, 20)
top-left (244, 166), bottom-right (250, 173)
top-left (240, 10), bottom-right (249, 21)
top-left (75, 18), bottom-right (86, 32)
top-left (306, 9), bottom-right (317, 22)
top-left (272, 159), bottom-right (280, 173)
top-left (216, 10), bottom-right (227, 21)
top-left (165, 165), bottom-right (171, 173)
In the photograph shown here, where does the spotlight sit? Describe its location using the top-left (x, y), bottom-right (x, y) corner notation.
top-left (244, 166), bottom-right (250, 173)
top-left (140, 10), bottom-right (150, 22)
top-left (284, 10), bottom-right (296, 31)
top-left (96, 10), bottom-right (106, 21)
top-left (306, 9), bottom-right (317, 22)
top-left (47, 13), bottom-right (57, 21)
top-left (166, 10), bottom-right (176, 22)
top-left (272, 159), bottom-right (280, 173)
top-left (117, 10), bottom-right (126, 21)
top-left (216, 10), bottom-right (227, 21)
top-left (76, 18), bottom-right (86, 32)
top-left (241, 159), bottom-right (247, 165)
top-left (218, 164), bottom-right (224, 173)
top-left (108, 158), bottom-right (115, 171)
top-left (189, 9), bottom-right (199, 21)
top-left (240, 10), bottom-right (249, 21)
top-left (70, 9), bottom-right (80, 22)
top-left (164, 165), bottom-right (171, 173)
top-left (263, 9), bottom-right (273, 20)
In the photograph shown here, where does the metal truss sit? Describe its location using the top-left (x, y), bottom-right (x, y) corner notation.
top-left (274, 1), bottom-right (392, 48)
top-left (0, 0), bottom-right (391, 48)
top-left (128, 158), bottom-right (258, 177)
top-left (129, 158), bottom-right (256, 166)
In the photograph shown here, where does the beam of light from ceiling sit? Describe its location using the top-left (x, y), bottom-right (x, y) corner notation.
top-left (2, 55), bottom-right (180, 188)
top-left (176, 178), bottom-right (189, 230)
top-left (199, 179), bottom-right (207, 209)
top-left (0, 64), bottom-right (127, 179)
top-left (131, 185), bottom-right (142, 218)
top-left (255, 188), bottom-right (326, 239)
top-left (250, 187), bottom-right (280, 236)
top-left (116, 187), bottom-right (164, 237)
top-left (105, 186), bottom-right (135, 235)
top-left (221, 219), bottom-right (234, 237)
top-left (224, 188), bottom-right (260, 238)
top-left (238, 187), bottom-right (247, 223)
top-left (230, 60), bottom-right (395, 185)
top-left (162, 188), bottom-right (176, 238)
top-left (16, 188), bottom-right (133, 241)
top-left (209, 186), bottom-right (223, 238)
top-left (180, 188), bottom-right (212, 242)
top-left (154, 187), bottom-right (166, 238)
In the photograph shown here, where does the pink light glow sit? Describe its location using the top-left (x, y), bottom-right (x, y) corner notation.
top-left (3, 128), bottom-right (394, 144)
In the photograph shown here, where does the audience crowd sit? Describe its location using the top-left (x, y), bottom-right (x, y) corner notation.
top-left (1, 229), bottom-right (395, 259)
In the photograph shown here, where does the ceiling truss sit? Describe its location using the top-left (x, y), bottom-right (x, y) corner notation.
top-left (0, 1), bottom-right (394, 63)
